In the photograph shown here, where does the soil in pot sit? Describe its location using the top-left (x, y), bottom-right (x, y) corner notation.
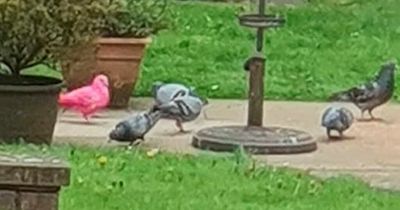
top-left (0, 75), bottom-right (62, 144)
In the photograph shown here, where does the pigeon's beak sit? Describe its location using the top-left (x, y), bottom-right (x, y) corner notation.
top-left (109, 129), bottom-right (118, 140)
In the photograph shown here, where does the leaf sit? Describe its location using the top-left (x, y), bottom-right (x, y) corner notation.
top-left (210, 85), bottom-right (220, 91)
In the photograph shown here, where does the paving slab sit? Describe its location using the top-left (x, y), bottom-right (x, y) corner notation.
top-left (54, 98), bottom-right (400, 190)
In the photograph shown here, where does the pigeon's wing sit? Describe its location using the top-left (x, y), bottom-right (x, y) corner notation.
top-left (126, 114), bottom-right (150, 137)
top-left (183, 96), bottom-right (203, 115)
top-left (351, 82), bottom-right (379, 103)
top-left (321, 107), bottom-right (333, 122)
top-left (157, 101), bottom-right (182, 116)
top-left (340, 107), bottom-right (354, 126)
top-left (155, 84), bottom-right (190, 105)
top-left (321, 107), bottom-right (339, 126)
top-left (157, 95), bottom-right (203, 121)
top-left (59, 86), bottom-right (99, 107)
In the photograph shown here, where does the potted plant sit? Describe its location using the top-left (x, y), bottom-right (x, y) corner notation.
top-left (0, 0), bottom-right (109, 144)
top-left (61, 0), bottom-right (170, 108)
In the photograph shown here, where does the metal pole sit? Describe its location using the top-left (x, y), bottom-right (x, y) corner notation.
top-left (247, 55), bottom-right (265, 127)
top-left (247, 0), bottom-right (267, 127)
top-left (256, 0), bottom-right (265, 52)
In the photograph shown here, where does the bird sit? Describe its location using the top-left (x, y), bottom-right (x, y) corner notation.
top-left (108, 109), bottom-right (162, 147)
top-left (151, 81), bottom-right (209, 118)
top-left (151, 94), bottom-right (206, 133)
top-left (329, 61), bottom-right (396, 120)
top-left (152, 81), bottom-right (197, 105)
top-left (58, 74), bottom-right (110, 122)
top-left (321, 106), bottom-right (354, 139)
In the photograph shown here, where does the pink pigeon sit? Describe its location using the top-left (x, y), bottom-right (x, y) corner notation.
top-left (58, 74), bottom-right (110, 121)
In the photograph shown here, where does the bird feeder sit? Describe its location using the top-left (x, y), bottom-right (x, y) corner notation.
top-left (192, 0), bottom-right (317, 154)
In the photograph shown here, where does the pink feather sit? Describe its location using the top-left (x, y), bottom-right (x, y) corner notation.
top-left (58, 74), bottom-right (110, 120)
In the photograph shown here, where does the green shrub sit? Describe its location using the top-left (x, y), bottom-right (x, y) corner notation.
top-left (101, 0), bottom-right (171, 38)
top-left (0, 0), bottom-right (112, 76)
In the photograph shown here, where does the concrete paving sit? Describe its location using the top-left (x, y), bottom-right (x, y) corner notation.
top-left (54, 98), bottom-right (400, 190)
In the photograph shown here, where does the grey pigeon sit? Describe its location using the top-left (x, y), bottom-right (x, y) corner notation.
top-left (152, 94), bottom-right (205, 133)
top-left (321, 106), bottom-right (354, 139)
top-left (152, 81), bottom-right (197, 105)
top-left (108, 109), bottom-right (161, 146)
top-left (151, 81), bottom-right (209, 118)
top-left (329, 62), bottom-right (396, 120)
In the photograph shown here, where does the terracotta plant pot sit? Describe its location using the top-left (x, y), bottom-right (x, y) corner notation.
top-left (60, 41), bottom-right (98, 91)
top-left (96, 37), bottom-right (151, 108)
top-left (61, 37), bottom-right (151, 108)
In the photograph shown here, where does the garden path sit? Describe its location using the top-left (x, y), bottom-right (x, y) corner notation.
top-left (54, 98), bottom-right (400, 190)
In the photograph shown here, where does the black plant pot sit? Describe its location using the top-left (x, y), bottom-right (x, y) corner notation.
top-left (0, 75), bottom-right (62, 144)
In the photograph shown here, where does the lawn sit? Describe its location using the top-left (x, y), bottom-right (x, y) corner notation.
top-left (135, 0), bottom-right (400, 101)
top-left (3, 144), bottom-right (400, 210)
top-left (14, 1), bottom-right (400, 209)
top-left (27, 0), bottom-right (400, 101)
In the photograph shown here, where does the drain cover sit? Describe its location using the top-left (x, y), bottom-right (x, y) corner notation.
top-left (192, 125), bottom-right (317, 155)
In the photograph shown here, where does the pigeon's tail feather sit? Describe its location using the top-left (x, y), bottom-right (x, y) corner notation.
top-left (150, 104), bottom-right (162, 112)
top-left (152, 102), bottom-right (175, 113)
top-left (328, 89), bottom-right (353, 102)
top-left (200, 97), bottom-right (209, 106)
top-left (148, 109), bottom-right (162, 123)
top-left (58, 93), bottom-right (80, 107)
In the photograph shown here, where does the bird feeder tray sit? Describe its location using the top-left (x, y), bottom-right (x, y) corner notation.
top-left (238, 14), bottom-right (285, 29)
top-left (192, 126), bottom-right (317, 155)
top-left (191, 1), bottom-right (316, 155)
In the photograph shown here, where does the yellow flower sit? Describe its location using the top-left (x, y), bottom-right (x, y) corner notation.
top-left (146, 148), bottom-right (160, 158)
top-left (97, 156), bottom-right (108, 166)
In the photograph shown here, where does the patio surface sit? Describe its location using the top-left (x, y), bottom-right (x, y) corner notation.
top-left (54, 98), bottom-right (400, 190)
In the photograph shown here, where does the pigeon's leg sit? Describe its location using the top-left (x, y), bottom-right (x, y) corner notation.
top-left (128, 138), bottom-right (144, 150)
top-left (202, 110), bottom-right (209, 120)
top-left (368, 109), bottom-right (375, 120)
top-left (357, 110), bottom-right (368, 122)
top-left (175, 119), bottom-right (185, 133)
top-left (83, 115), bottom-right (90, 123)
top-left (326, 128), bottom-right (332, 139)
top-left (338, 130), bottom-right (344, 139)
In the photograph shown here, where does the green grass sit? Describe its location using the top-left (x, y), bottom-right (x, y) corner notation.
top-left (134, 0), bottom-right (400, 101)
top-left (2, 144), bottom-right (400, 210)
top-left (27, 0), bottom-right (400, 102)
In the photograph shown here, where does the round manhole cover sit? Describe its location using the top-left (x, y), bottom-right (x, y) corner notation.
top-left (192, 125), bottom-right (317, 155)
